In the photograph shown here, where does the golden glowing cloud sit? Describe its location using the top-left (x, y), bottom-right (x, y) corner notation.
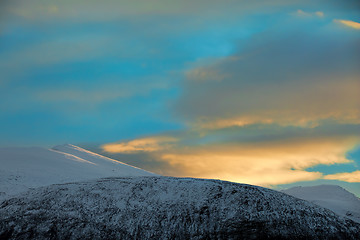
top-left (162, 153), bottom-right (322, 186)
top-left (102, 136), bottom-right (177, 154)
top-left (324, 171), bottom-right (360, 183)
top-left (158, 137), bottom-right (358, 186)
top-left (334, 19), bottom-right (360, 30)
top-left (102, 127), bottom-right (359, 187)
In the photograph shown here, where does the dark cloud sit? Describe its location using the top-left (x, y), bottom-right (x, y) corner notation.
top-left (175, 18), bottom-right (360, 127)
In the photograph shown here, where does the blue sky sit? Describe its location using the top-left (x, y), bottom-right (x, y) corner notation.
top-left (0, 0), bottom-right (359, 195)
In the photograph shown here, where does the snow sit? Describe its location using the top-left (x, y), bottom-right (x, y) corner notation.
top-left (1, 177), bottom-right (359, 239)
top-left (1, 144), bottom-right (360, 238)
top-left (0, 144), bottom-right (155, 201)
top-left (282, 185), bottom-right (360, 223)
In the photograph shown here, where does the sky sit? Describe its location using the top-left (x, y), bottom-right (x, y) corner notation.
top-left (0, 0), bottom-right (359, 195)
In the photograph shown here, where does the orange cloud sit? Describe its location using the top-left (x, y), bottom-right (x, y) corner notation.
top-left (158, 137), bottom-right (358, 186)
top-left (102, 136), bottom-right (177, 154)
top-left (162, 153), bottom-right (323, 186)
top-left (102, 124), bottom-right (359, 187)
top-left (334, 19), bottom-right (360, 30)
top-left (324, 170), bottom-right (360, 182)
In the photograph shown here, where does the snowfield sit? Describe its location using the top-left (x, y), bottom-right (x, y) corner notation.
top-left (0, 144), bottom-right (155, 201)
top-left (283, 185), bottom-right (360, 223)
top-left (1, 177), bottom-right (359, 239)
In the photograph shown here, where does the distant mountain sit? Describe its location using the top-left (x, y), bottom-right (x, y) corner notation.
top-left (282, 185), bottom-right (360, 223)
top-left (0, 144), bottom-right (155, 201)
top-left (1, 177), bottom-right (359, 239)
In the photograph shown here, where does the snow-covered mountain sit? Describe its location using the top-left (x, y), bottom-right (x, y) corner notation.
top-left (1, 145), bottom-right (359, 239)
top-left (282, 185), bottom-right (360, 223)
top-left (1, 177), bottom-right (359, 239)
top-left (0, 144), bottom-right (155, 201)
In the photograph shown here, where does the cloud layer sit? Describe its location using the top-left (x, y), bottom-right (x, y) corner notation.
top-left (99, 4), bottom-right (360, 188)
top-left (176, 20), bottom-right (360, 129)
top-left (102, 127), bottom-right (360, 186)
top-left (324, 171), bottom-right (360, 182)
top-left (1, 0), bottom-right (359, 191)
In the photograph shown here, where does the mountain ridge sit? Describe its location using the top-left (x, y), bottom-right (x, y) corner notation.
top-left (1, 177), bottom-right (359, 239)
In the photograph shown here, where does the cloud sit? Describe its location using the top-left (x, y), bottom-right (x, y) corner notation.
top-left (2, 0), bottom-right (303, 22)
top-left (324, 170), bottom-right (360, 182)
top-left (315, 11), bottom-right (324, 17)
top-left (186, 68), bottom-right (229, 82)
top-left (0, 35), bottom-right (112, 74)
top-left (35, 77), bottom-right (170, 104)
top-left (193, 109), bottom-right (360, 130)
top-left (37, 89), bottom-right (130, 104)
top-left (295, 9), bottom-right (324, 18)
top-left (158, 136), bottom-right (357, 186)
top-left (334, 19), bottom-right (360, 30)
top-left (192, 110), bottom-right (360, 130)
top-left (102, 136), bottom-right (177, 154)
top-left (162, 152), bottom-right (323, 186)
top-left (175, 21), bottom-right (360, 130)
top-left (102, 125), bottom-right (360, 186)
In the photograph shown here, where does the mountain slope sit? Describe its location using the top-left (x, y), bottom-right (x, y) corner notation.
top-left (0, 177), bottom-right (359, 240)
top-left (0, 144), bottom-right (155, 201)
top-left (51, 144), bottom-right (153, 176)
top-left (282, 185), bottom-right (360, 223)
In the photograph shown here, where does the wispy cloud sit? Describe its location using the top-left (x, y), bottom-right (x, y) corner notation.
top-left (295, 9), bottom-right (324, 18)
top-left (186, 68), bottom-right (229, 82)
top-left (0, 35), bottom-right (112, 75)
top-left (2, 0), bottom-right (303, 22)
top-left (192, 111), bottom-right (360, 130)
top-left (334, 19), bottom-right (360, 30)
top-left (102, 136), bottom-right (177, 154)
top-left (324, 170), bottom-right (360, 182)
top-left (35, 78), bottom-right (170, 104)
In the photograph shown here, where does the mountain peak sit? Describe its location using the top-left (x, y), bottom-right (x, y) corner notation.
top-left (283, 184), bottom-right (360, 223)
top-left (0, 145), bottom-right (155, 201)
top-left (283, 184), bottom-right (357, 200)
